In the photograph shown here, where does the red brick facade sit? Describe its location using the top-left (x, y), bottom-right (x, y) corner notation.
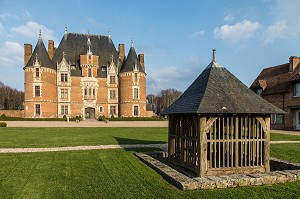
top-left (24, 32), bottom-right (147, 119)
top-left (251, 56), bottom-right (300, 130)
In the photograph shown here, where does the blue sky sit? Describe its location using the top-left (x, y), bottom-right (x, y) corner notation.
top-left (1, 0), bottom-right (300, 95)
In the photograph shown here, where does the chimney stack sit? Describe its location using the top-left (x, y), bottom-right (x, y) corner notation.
top-left (24, 44), bottom-right (32, 66)
top-left (138, 54), bottom-right (145, 71)
top-left (48, 40), bottom-right (54, 60)
top-left (289, 56), bottom-right (300, 72)
top-left (118, 44), bottom-right (125, 61)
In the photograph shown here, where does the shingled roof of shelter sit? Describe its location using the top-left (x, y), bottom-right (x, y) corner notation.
top-left (25, 34), bottom-right (54, 69)
top-left (250, 61), bottom-right (300, 94)
top-left (120, 44), bottom-right (145, 73)
top-left (163, 50), bottom-right (285, 115)
top-left (52, 33), bottom-right (119, 77)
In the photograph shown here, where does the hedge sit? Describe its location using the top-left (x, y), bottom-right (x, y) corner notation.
top-left (0, 122), bottom-right (7, 127)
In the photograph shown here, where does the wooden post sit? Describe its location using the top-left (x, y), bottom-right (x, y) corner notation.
top-left (264, 115), bottom-right (270, 172)
top-left (199, 115), bottom-right (207, 177)
top-left (168, 115), bottom-right (175, 157)
top-left (235, 116), bottom-right (239, 167)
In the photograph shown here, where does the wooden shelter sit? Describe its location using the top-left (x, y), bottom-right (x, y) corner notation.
top-left (163, 50), bottom-right (285, 177)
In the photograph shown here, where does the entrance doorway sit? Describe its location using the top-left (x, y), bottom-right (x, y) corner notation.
top-left (296, 110), bottom-right (300, 130)
top-left (85, 107), bottom-right (95, 119)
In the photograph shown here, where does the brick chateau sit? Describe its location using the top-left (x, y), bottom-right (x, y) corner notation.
top-left (24, 28), bottom-right (147, 119)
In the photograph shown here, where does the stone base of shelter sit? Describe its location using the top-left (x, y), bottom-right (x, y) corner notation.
top-left (134, 152), bottom-right (300, 191)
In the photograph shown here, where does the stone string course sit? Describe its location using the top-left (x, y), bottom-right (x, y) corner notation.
top-left (134, 152), bottom-right (300, 191)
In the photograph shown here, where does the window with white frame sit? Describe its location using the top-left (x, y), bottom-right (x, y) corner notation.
top-left (60, 89), bottom-right (68, 99)
top-left (134, 106), bottom-right (139, 116)
top-left (35, 104), bottom-right (41, 116)
top-left (61, 105), bottom-right (68, 115)
top-left (271, 114), bottom-right (283, 124)
top-left (35, 85), bottom-right (40, 97)
top-left (110, 106), bottom-right (116, 116)
top-left (110, 75), bottom-right (116, 84)
top-left (110, 90), bottom-right (116, 99)
top-left (293, 83), bottom-right (300, 97)
top-left (134, 88), bottom-right (139, 99)
top-left (99, 106), bottom-right (103, 113)
top-left (134, 73), bottom-right (138, 82)
top-left (35, 68), bottom-right (40, 78)
top-left (61, 73), bottom-right (68, 82)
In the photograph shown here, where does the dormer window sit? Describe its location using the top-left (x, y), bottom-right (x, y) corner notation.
top-left (101, 66), bottom-right (107, 72)
top-left (134, 73), bottom-right (138, 82)
top-left (61, 73), bottom-right (68, 82)
top-left (89, 55), bottom-right (91, 60)
top-left (255, 88), bottom-right (262, 97)
top-left (293, 83), bottom-right (300, 97)
top-left (35, 68), bottom-right (40, 78)
top-left (110, 75), bottom-right (116, 84)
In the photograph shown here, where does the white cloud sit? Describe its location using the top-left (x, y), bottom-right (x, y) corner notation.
top-left (263, 20), bottom-right (287, 44)
top-left (0, 41), bottom-right (23, 67)
top-left (261, 0), bottom-right (300, 43)
top-left (224, 14), bottom-right (234, 22)
top-left (214, 20), bottom-right (261, 43)
top-left (10, 21), bottom-right (57, 42)
top-left (190, 30), bottom-right (204, 38)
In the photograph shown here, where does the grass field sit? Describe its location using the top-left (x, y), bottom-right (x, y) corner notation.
top-left (270, 133), bottom-right (300, 141)
top-left (0, 127), bottom-right (168, 148)
top-left (0, 148), bottom-right (299, 199)
top-left (0, 127), bottom-right (299, 198)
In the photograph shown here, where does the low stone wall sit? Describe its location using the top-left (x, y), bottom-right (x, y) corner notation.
top-left (0, 110), bottom-right (24, 118)
top-left (135, 152), bottom-right (300, 191)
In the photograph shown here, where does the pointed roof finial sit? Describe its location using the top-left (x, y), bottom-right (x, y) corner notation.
top-left (62, 51), bottom-right (65, 59)
top-left (64, 24), bottom-right (67, 35)
top-left (108, 28), bottom-right (111, 38)
top-left (212, 49), bottom-right (216, 62)
top-left (39, 29), bottom-right (42, 39)
top-left (111, 54), bottom-right (114, 60)
top-left (131, 38), bottom-right (134, 47)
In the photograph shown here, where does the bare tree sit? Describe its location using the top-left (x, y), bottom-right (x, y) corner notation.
top-left (0, 81), bottom-right (24, 110)
top-left (153, 88), bottom-right (182, 115)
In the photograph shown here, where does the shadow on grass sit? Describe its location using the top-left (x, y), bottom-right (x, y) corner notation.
top-left (114, 136), bottom-right (166, 152)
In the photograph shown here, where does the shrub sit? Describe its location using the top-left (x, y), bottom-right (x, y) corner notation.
top-left (0, 122), bottom-right (7, 127)
top-left (0, 114), bottom-right (7, 121)
top-left (63, 115), bottom-right (67, 121)
top-left (111, 114), bottom-right (115, 119)
top-left (98, 115), bottom-right (106, 121)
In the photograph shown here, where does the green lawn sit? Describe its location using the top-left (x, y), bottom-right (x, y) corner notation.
top-left (0, 127), bottom-right (168, 148)
top-left (0, 149), bottom-right (299, 199)
top-left (0, 128), bottom-right (299, 198)
top-left (270, 133), bottom-right (300, 141)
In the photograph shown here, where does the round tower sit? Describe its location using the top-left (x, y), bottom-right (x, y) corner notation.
top-left (24, 31), bottom-right (57, 118)
top-left (119, 42), bottom-right (147, 117)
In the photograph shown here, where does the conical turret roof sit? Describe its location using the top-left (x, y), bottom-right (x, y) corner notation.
top-left (25, 33), bottom-right (54, 69)
top-left (120, 43), bottom-right (144, 73)
top-left (163, 50), bottom-right (285, 115)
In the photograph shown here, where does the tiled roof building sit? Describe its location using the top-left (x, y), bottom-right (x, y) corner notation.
top-left (164, 50), bottom-right (284, 177)
top-left (24, 29), bottom-right (147, 119)
top-left (250, 56), bottom-right (300, 130)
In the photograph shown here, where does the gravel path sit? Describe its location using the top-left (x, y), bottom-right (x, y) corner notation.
top-left (0, 141), bottom-right (299, 154)
top-left (5, 121), bottom-right (168, 128)
top-left (0, 144), bottom-right (167, 153)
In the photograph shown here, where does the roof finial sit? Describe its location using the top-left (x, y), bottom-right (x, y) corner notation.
top-left (39, 29), bottom-right (41, 39)
top-left (108, 28), bottom-right (111, 38)
top-left (131, 38), bottom-right (134, 47)
top-left (212, 49), bottom-right (216, 62)
top-left (64, 24), bottom-right (67, 35)
top-left (62, 51), bottom-right (65, 59)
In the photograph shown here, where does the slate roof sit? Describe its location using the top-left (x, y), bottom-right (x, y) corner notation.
top-left (163, 51), bottom-right (285, 115)
top-left (25, 36), bottom-right (54, 69)
top-left (120, 45), bottom-right (145, 73)
top-left (250, 61), bottom-right (300, 94)
top-left (52, 33), bottom-right (119, 77)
